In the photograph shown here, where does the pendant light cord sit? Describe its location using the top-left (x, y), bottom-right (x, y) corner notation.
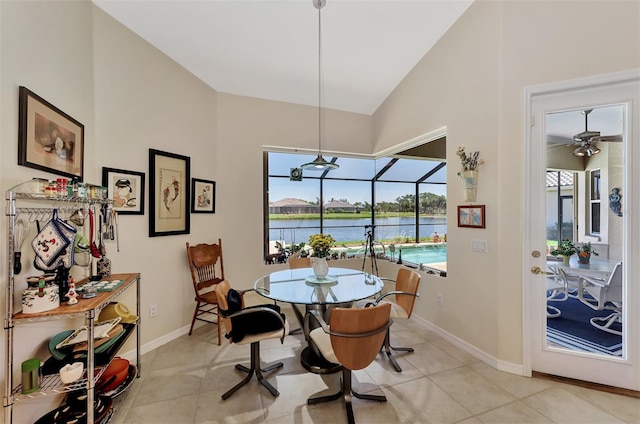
top-left (317, 0), bottom-right (323, 157)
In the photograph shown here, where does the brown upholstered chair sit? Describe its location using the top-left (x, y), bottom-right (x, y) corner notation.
top-left (186, 239), bottom-right (225, 344)
top-left (216, 280), bottom-right (289, 400)
top-left (357, 268), bottom-right (420, 372)
top-left (288, 256), bottom-right (311, 269)
top-left (306, 303), bottom-right (392, 424)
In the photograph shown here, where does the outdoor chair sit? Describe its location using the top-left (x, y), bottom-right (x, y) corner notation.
top-left (186, 239), bottom-right (225, 344)
top-left (577, 262), bottom-right (623, 335)
top-left (216, 280), bottom-right (289, 400)
top-left (546, 266), bottom-right (568, 318)
top-left (306, 303), bottom-right (392, 424)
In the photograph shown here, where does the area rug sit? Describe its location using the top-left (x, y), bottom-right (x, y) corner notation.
top-left (547, 297), bottom-right (622, 357)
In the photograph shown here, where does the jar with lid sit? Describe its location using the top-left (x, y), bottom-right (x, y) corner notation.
top-left (76, 183), bottom-right (87, 198)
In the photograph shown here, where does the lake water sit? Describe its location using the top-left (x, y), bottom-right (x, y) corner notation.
top-left (270, 216), bottom-right (447, 246)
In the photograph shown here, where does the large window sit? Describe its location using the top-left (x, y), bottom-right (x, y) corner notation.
top-left (265, 151), bottom-right (447, 268)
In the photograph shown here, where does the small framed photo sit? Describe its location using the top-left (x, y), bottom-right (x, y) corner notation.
top-left (457, 205), bottom-right (486, 228)
top-left (149, 149), bottom-right (191, 237)
top-left (18, 86), bottom-right (84, 180)
top-left (191, 178), bottom-right (216, 213)
top-left (102, 167), bottom-right (146, 215)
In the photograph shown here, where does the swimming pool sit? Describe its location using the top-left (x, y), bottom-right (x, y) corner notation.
top-left (392, 244), bottom-right (447, 265)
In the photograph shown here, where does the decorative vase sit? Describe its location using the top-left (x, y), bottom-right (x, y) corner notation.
top-left (461, 170), bottom-right (478, 203)
top-left (311, 257), bottom-right (329, 279)
top-left (578, 253), bottom-right (591, 264)
top-left (562, 255), bottom-right (571, 265)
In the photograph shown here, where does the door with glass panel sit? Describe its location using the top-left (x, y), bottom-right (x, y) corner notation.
top-left (526, 73), bottom-right (639, 389)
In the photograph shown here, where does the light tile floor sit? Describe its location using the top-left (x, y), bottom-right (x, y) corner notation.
top-left (112, 306), bottom-right (640, 424)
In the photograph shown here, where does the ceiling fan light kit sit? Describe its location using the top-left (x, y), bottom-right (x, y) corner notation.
top-left (571, 109), bottom-right (607, 157)
top-left (301, 0), bottom-right (339, 172)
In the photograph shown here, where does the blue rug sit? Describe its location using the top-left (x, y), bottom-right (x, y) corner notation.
top-left (547, 297), bottom-right (622, 357)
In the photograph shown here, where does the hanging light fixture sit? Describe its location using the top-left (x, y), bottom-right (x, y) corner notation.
top-left (301, 0), bottom-right (339, 171)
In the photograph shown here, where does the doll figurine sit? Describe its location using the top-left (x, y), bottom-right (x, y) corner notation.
top-left (67, 279), bottom-right (78, 305)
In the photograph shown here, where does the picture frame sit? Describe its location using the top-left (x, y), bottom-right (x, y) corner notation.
top-left (18, 86), bottom-right (84, 180)
top-left (457, 205), bottom-right (486, 228)
top-left (149, 149), bottom-right (190, 237)
top-left (191, 178), bottom-right (216, 213)
top-left (102, 167), bottom-right (146, 215)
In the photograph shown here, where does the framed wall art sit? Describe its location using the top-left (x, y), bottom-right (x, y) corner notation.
top-left (457, 205), bottom-right (486, 228)
top-left (149, 149), bottom-right (190, 237)
top-left (102, 167), bottom-right (146, 215)
top-left (18, 86), bottom-right (84, 180)
top-left (191, 178), bottom-right (216, 214)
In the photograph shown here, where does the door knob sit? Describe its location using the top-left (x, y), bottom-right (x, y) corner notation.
top-left (531, 266), bottom-right (552, 275)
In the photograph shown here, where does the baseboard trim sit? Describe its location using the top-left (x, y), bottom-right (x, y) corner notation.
top-left (412, 315), bottom-right (524, 376)
top-left (532, 371), bottom-right (640, 399)
top-left (118, 325), bottom-right (191, 362)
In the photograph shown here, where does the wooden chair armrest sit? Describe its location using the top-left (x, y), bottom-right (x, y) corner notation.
top-left (370, 290), bottom-right (420, 305)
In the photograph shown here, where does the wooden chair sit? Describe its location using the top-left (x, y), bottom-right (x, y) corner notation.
top-left (357, 268), bottom-right (420, 372)
top-left (288, 256), bottom-right (311, 269)
top-left (216, 280), bottom-right (289, 400)
top-left (306, 303), bottom-right (392, 424)
top-left (186, 239), bottom-right (225, 344)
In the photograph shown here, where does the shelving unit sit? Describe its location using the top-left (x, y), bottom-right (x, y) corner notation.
top-left (4, 180), bottom-right (140, 424)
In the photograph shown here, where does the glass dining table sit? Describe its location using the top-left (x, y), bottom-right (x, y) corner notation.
top-left (254, 267), bottom-right (384, 374)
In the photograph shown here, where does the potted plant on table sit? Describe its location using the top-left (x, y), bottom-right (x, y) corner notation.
top-left (577, 242), bottom-right (598, 264)
top-left (308, 233), bottom-right (336, 279)
top-left (550, 240), bottom-right (578, 264)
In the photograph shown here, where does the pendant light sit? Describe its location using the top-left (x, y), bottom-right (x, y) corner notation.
top-left (301, 0), bottom-right (339, 171)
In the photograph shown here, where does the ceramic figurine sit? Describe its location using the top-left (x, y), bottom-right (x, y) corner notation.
top-left (67, 279), bottom-right (78, 305)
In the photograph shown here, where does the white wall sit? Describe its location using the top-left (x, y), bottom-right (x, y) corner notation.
top-left (0, 3), bottom-right (371, 421)
top-left (372, 0), bottom-right (639, 366)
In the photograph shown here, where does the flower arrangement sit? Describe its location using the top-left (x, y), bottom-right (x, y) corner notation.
top-left (308, 233), bottom-right (336, 258)
top-left (550, 240), bottom-right (578, 257)
top-left (578, 242), bottom-right (598, 258)
top-left (456, 146), bottom-right (484, 176)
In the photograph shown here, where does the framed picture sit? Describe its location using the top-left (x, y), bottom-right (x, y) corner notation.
top-left (191, 178), bottom-right (216, 213)
top-left (18, 86), bottom-right (84, 180)
top-left (149, 149), bottom-right (190, 237)
top-left (457, 205), bottom-right (486, 228)
top-left (102, 167), bottom-right (146, 215)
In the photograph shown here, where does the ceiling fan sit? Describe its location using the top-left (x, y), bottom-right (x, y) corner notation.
top-left (570, 109), bottom-right (622, 157)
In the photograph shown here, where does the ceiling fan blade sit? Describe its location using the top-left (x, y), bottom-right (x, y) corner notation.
top-left (591, 134), bottom-right (622, 142)
top-left (573, 130), bottom-right (600, 142)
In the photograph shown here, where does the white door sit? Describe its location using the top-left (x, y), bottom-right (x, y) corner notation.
top-left (525, 71), bottom-right (640, 390)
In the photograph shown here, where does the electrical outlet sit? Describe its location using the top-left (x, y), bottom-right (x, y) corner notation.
top-left (149, 304), bottom-right (158, 317)
top-left (437, 294), bottom-right (444, 306)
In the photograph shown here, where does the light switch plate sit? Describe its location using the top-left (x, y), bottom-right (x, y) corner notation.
top-left (472, 239), bottom-right (488, 253)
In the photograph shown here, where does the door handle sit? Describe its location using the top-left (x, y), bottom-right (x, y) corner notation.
top-left (531, 266), bottom-right (552, 275)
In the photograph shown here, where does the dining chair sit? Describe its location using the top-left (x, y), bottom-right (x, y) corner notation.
top-left (185, 239), bottom-right (225, 344)
top-left (356, 268), bottom-right (420, 372)
top-left (577, 261), bottom-right (623, 335)
top-left (216, 280), bottom-right (289, 400)
top-left (306, 303), bottom-right (392, 424)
